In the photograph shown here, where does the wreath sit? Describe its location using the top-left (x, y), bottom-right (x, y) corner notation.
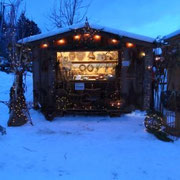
top-left (144, 110), bottom-right (164, 131)
top-left (87, 64), bottom-right (94, 72)
top-left (79, 64), bottom-right (86, 72)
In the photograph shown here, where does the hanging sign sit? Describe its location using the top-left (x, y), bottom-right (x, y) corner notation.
top-left (122, 60), bottom-right (130, 67)
top-left (75, 83), bottom-right (85, 90)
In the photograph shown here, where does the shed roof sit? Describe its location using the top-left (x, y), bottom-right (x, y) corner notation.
top-left (164, 29), bottom-right (180, 40)
top-left (18, 22), bottom-right (155, 44)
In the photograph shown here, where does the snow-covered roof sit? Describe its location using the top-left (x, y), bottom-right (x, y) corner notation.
top-left (164, 29), bottom-right (180, 40)
top-left (18, 22), bottom-right (155, 44)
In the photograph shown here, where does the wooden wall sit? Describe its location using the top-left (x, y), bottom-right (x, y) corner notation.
top-left (120, 47), bottom-right (153, 110)
top-left (32, 48), bottom-right (56, 110)
top-left (168, 67), bottom-right (180, 91)
top-left (31, 40), bottom-right (154, 112)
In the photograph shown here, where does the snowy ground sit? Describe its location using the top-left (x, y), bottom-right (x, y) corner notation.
top-left (0, 72), bottom-right (180, 180)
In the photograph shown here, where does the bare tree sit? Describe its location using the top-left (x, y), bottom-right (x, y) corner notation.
top-left (49, 0), bottom-right (90, 28)
top-left (6, 0), bottom-right (22, 45)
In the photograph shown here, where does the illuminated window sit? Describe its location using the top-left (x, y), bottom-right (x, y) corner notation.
top-left (57, 51), bottom-right (119, 81)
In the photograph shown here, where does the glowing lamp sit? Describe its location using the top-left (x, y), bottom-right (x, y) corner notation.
top-left (126, 42), bottom-right (134, 48)
top-left (155, 57), bottom-right (161, 61)
top-left (57, 39), bottom-right (66, 45)
top-left (41, 43), bottom-right (48, 48)
top-left (99, 75), bottom-right (104, 79)
top-left (74, 35), bottom-right (81, 40)
top-left (112, 39), bottom-right (118, 44)
top-left (84, 33), bottom-right (90, 37)
top-left (94, 35), bottom-right (101, 40)
top-left (140, 51), bottom-right (146, 57)
top-left (117, 102), bottom-right (121, 106)
top-left (147, 66), bottom-right (152, 70)
top-left (111, 102), bottom-right (115, 107)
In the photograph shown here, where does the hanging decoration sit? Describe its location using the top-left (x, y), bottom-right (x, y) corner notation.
top-left (88, 52), bottom-right (95, 60)
top-left (87, 64), bottom-right (94, 72)
top-left (79, 64), bottom-right (86, 72)
top-left (69, 52), bottom-right (76, 61)
top-left (73, 19), bottom-right (101, 47)
top-left (76, 52), bottom-right (86, 61)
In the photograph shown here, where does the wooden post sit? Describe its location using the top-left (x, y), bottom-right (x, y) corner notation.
top-left (47, 51), bottom-right (57, 108)
top-left (175, 112), bottom-right (180, 130)
top-left (32, 48), bottom-right (40, 109)
top-left (120, 48), bottom-right (130, 95)
top-left (143, 49), bottom-right (153, 110)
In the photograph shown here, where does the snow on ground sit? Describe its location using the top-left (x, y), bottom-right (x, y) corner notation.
top-left (0, 71), bottom-right (180, 180)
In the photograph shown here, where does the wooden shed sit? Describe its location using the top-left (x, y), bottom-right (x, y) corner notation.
top-left (19, 22), bottom-right (155, 120)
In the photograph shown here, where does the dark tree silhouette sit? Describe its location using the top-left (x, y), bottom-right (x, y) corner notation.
top-left (17, 12), bottom-right (41, 40)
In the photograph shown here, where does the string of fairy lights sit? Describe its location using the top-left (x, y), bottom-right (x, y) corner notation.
top-left (40, 23), bottom-right (147, 59)
top-left (144, 111), bottom-right (164, 132)
top-left (8, 84), bottom-right (28, 126)
top-left (41, 37), bottom-right (146, 59)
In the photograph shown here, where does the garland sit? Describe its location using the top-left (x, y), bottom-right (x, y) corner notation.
top-left (144, 110), bottom-right (173, 142)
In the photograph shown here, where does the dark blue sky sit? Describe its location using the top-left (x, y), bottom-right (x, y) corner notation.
top-left (21, 0), bottom-right (180, 38)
